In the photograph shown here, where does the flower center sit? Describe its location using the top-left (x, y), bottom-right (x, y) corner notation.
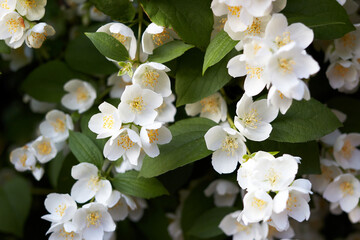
top-left (279, 58), bottom-right (295, 73)
top-left (152, 29), bottom-right (170, 46)
top-left (246, 18), bottom-right (261, 36)
top-left (266, 168), bottom-right (280, 187)
top-left (143, 70), bottom-right (159, 88)
top-left (111, 33), bottom-right (127, 44)
top-left (102, 115), bottom-right (114, 129)
top-left (0, 0), bottom-right (9, 9)
top-left (59, 227), bottom-right (75, 240)
top-left (334, 63), bottom-right (349, 77)
top-left (253, 43), bottom-right (262, 55)
top-left (76, 87), bottom-right (88, 103)
top-left (51, 118), bottom-right (66, 133)
top-left (21, 0), bottom-right (37, 9)
top-left (236, 221), bottom-right (252, 234)
top-left (86, 211), bottom-right (101, 227)
top-left (200, 95), bottom-right (219, 114)
top-left (246, 65), bottom-right (263, 79)
top-left (55, 204), bottom-right (67, 217)
top-left (6, 17), bottom-right (24, 34)
top-left (340, 181), bottom-right (354, 196)
top-left (341, 140), bottom-right (355, 159)
top-left (118, 134), bottom-right (135, 150)
top-left (37, 141), bottom-right (52, 155)
top-left (227, 6), bottom-right (241, 17)
top-left (147, 129), bottom-right (159, 143)
top-left (129, 97), bottom-right (145, 113)
top-left (242, 108), bottom-right (261, 129)
top-left (251, 197), bottom-right (266, 210)
top-left (275, 32), bottom-right (291, 48)
top-left (341, 33), bottom-right (356, 48)
top-left (277, 90), bottom-right (285, 100)
top-left (221, 136), bottom-right (239, 156)
top-left (30, 32), bottom-right (47, 47)
top-left (87, 175), bottom-right (100, 191)
top-left (156, 102), bottom-right (166, 113)
top-left (20, 154), bottom-right (27, 167)
top-left (286, 194), bottom-right (298, 211)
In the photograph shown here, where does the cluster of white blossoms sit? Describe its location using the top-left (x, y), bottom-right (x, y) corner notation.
top-left (0, 0), bottom-right (55, 49)
top-left (10, 109), bottom-right (73, 180)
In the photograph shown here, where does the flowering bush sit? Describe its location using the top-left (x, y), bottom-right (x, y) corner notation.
top-left (1, 0), bottom-right (360, 239)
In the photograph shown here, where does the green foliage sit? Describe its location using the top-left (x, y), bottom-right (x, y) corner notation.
top-left (65, 34), bottom-right (118, 75)
top-left (86, 32), bottom-right (130, 62)
top-left (148, 40), bottom-right (194, 63)
top-left (111, 171), bottom-right (169, 199)
top-left (89, 0), bottom-right (135, 22)
top-left (140, 0), bottom-right (213, 50)
top-left (0, 40), bottom-right (10, 54)
top-left (0, 173), bottom-right (31, 237)
top-left (140, 118), bottom-right (217, 178)
top-left (203, 30), bottom-right (238, 75)
top-left (269, 98), bottom-right (342, 143)
top-left (68, 131), bottom-right (104, 168)
top-left (175, 49), bottom-right (235, 107)
top-left (48, 152), bottom-right (65, 188)
top-left (282, 0), bottom-right (355, 40)
top-left (327, 97), bottom-right (360, 133)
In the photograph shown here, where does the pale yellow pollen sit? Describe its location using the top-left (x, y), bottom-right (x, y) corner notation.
top-left (118, 134), bottom-right (134, 150)
top-left (340, 181), bottom-right (354, 196)
top-left (1, 0), bottom-right (10, 9)
top-left (20, 154), bottom-right (27, 167)
top-left (6, 17), bottom-right (24, 34)
top-left (59, 227), bottom-right (75, 240)
top-left (219, 17), bottom-right (227, 30)
top-left (221, 136), bottom-right (239, 156)
top-left (152, 29), bottom-right (170, 46)
top-left (87, 175), bottom-right (100, 191)
top-left (86, 211), bottom-right (101, 227)
top-left (246, 18), bottom-right (261, 36)
top-left (253, 43), bottom-right (262, 55)
top-left (275, 32), bottom-right (291, 48)
top-left (246, 65), bottom-right (263, 79)
top-left (279, 58), bottom-right (295, 73)
top-left (92, 7), bottom-right (101, 14)
top-left (111, 33), bottom-right (127, 44)
top-left (156, 102), bottom-right (166, 113)
top-left (321, 165), bottom-right (333, 181)
top-left (129, 97), bottom-right (145, 113)
top-left (55, 204), bottom-right (67, 217)
top-left (227, 6), bottom-right (241, 17)
top-left (242, 108), bottom-right (261, 129)
top-left (143, 70), bottom-right (159, 88)
top-left (37, 141), bottom-right (52, 155)
top-left (147, 129), bottom-right (159, 143)
top-left (51, 118), bottom-right (66, 133)
top-left (235, 221), bottom-right (251, 234)
top-left (341, 140), bottom-right (355, 159)
top-left (341, 33), bottom-right (356, 48)
top-left (102, 115), bottom-right (114, 129)
top-left (200, 95), bottom-right (219, 114)
top-left (278, 90), bottom-right (284, 100)
top-left (266, 168), bottom-right (280, 187)
top-left (30, 32), bottom-right (47, 47)
top-left (251, 197), bottom-right (266, 210)
top-left (76, 87), bottom-right (89, 103)
top-left (286, 194), bottom-right (298, 211)
top-left (21, 0), bottom-right (37, 9)
top-left (334, 63), bottom-right (349, 77)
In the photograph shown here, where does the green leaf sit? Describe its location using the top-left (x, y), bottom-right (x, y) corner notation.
top-left (176, 49), bottom-right (235, 107)
top-left (203, 30), bottom-right (238, 75)
top-left (269, 98), bottom-right (342, 143)
top-left (0, 40), bottom-right (10, 54)
top-left (327, 97), bottom-right (360, 133)
top-left (68, 131), bottom-right (104, 168)
top-left (140, 0), bottom-right (213, 50)
top-left (21, 60), bottom-right (80, 103)
top-left (86, 32), bottom-right (129, 62)
top-left (188, 207), bottom-right (237, 239)
top-left (140, 118), bottom-right (217, 178)
top-left (0, 174), bottom-right (31, 237)
top-left (111, 171), bottom-right (168, 199)
top-left (65, 34), bottom-right (118, 75)
top-left (246, 140), bottom-right (321, 175)
top-left (148, 40), bottom-right (194, 63)
top-left (48, 152), bottom-right (65, 188)
top-left (89, 0), bottom-right (135, 22)
top-left (282, 0), bottom-right (355, 40)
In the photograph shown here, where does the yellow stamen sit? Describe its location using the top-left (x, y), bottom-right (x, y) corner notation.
top-left (246, 65), bottom-right (263, 79)
top-left (6, 17), bottom-right (24, 34)
top-left (278, 90), bottom-right (284, 100)
top-left (118, 134), bottom-right (135, 150)
top-left (102, 115), bottom-right (114, 129)
top-left (152, 29), bottom-right (170, 46)
top-left (0, 0), bottom-right (10, 9)
top-left (86, 211), bottom-right (101, 227)
top-left (266, 168), bottom-right (280, 187)
top-left (253, 43), bottom-right (262, 55)
top-left (341, 140), bottom-right (355, 159)
top-left (55, 204), bottom-right (67, 217)
top-left (76, 87), bottom-right (88, 103)
top-left (147, 129), bottom-right (159, 143)
top-left (37, 141), bottom-right (52, 155)
top-left (29, 32), bottom-right (47, 48)
top-left (21, 0), bottom-right (37, 9)
top-left (111, 33), bottom-right (127, 44)
top-left (20, 154), bottom-right (27, 167)
top-left (51, 118), bottom-right (66, 133)
top-left (251, 197), bottom-right (266, 210)
top-left (334, 63), bottom-right (349, 77)
top-left (341, 33), bottom-right (356, 48)
top-left (221, 136), bottom-right (239, 156)
top-left (275, 32), bottom-right (291, 48)
top-left (87, 175), bottom-right (100, 191)
top-left (340, 181), bottom-right (354, 196)
top-left (143, 70), bottom-right (159, 88)
top-left (286, 194), bottom-right (298, 211)
top-left (246, 18), bottom-right (261, 36)
top-left (59, 227), bottom-right (75, 240)
top-left (227, 6), bottom-right (241, 17)
top-left (242, 108), bottom-right (261, 129)
top-left (129, 97), bottom-right (145, 113)
top-left (279, 58), bottom-right (295, 73)
top-left (200, 95), bottom-right (219, 114)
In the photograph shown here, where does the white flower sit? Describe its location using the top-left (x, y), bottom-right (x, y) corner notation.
top-left (70, 162), bottom-right (112, 204)
top-left (97, 22), bottom-right (137, 60)
top-left (349, 206), bottom-right (360, 223)
top-left (23, 94), bottom-right (56, 113)
top-left (241, 190), bottom-right (273, 224)
top-left (333, 133), bottom-right (360, 170)
top-left (39, 109), bottom-right (74, 143)
top-left (0, 0), bottom-right (16, 18)
top-left (114, 151), bottom-right (144, 173)
top-left (118, 84), bottom-right (163, 126)
top-left (234, 94), bottom-right (278, 141)
top-left (32, 165), bottom-right (44, 181)
top-left (10, 145), bottom-right (36, 172)
top-left (204, 125), bottom-right (246, 174)
top-left (326, 60), bottom-right (359, 92)
top-left (0, 12), bottom-right (26, 45)
top-left (237, 151), bottom-right (266, 190)
top-left (25, 22), bottom-right (55, 49)
top-left (309, 159), bottom-right (342, 194)
top-left (61, 79), bottom-right (97, 114)
top-left (167, 208), bottom-right (183, 240)
top-left (128, 197), bottom-right (147, 222)
top-left (107, 73), bottom-right (132, 98)
top-left (185, 92), bottom-right (227, 123)
top-left (155, 94), bottom-right (176, 123)
top-left (72, 202), bottom-right (116, 240)
top-left (88, 101), bottom-right (122, 139)
top-left (323, 173), bottom-right (360, 213)
top-left (1, 45), bottom-right (33, 71)
top-left (106, 190), bottom-right (137, 221)
top-left (132, 62), bottom-right (171, 97)
top-left (204, 179), bottom-right (240, 207)
top-left (89, 6), bottom-right (107, 22)
top-left (140, 122), bottom-right (172, 158)
top-left (334, 25), bottom-right (360, 60)
top-left (16, 0), bottom-right (46, 21)
top-left (31, 136), bottom-right (57, 164)
top-left (142, 23), bottom-right (178, 54)
top-left (42, 193), bottom-right (77, 225)
top-left (47, 223), bottom-right (82, 240)
top-left (103, 126), bottom-right (142, 165)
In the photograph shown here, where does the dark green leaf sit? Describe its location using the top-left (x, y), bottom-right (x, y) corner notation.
top-left (140, 0), bottom-right (213, 50)
top-left (203, 30), bottom-right (238, 74)
top-left (282, 0), bottom-right (355, 40)
top-left (0, 174), bottom-right (31, 237)
top-left (269, 98), bottom-right (342, 143)
top-left (247, 140), bottom-right (321, 175)
top-left (188, 207), bottom-right (237, 239)
top-left (68, 131), bottom-right (104, 168)
top-left (48, 152), bottom-right (65, 188)
top-left (176, 49), bottom-right (235, 107)
top-left (89, 0), bottom-right (135, 22)
top-left (111, 171), bottom-right (168, 199)
top-left (0, 40), bottom-right (10, 54)
top-left (327, 97), bottom-right (360, 133)
top-left (148, 40), bottom-right (194, 63)
top-left (22, 60), bottom-right (80, 103)
top-left (86, 32), bottom-right (129, 62)
top-left (65, 34), bottom-right (118, 75)
top-left (140, 118), bottom-right (217, 178)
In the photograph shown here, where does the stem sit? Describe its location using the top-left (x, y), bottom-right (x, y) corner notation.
top-left (105, 161), bottom-right (115, 177)
top-left (246, 146), bottom-right (251, 155)
top-left (227, 112), bottom-right (236, 130)
top-left (136, 5), bottom-right (143, 62)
